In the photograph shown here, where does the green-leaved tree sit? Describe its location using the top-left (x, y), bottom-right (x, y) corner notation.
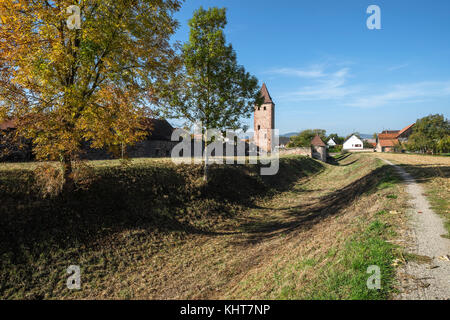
top-left (327, 133), bottom-right (344, 145)
top-left (287, 129), bottom-right (327, 148)
top-left (168, 7), bottom-right (262, 180)
top-left (406, 114), bottom-right (450, 154)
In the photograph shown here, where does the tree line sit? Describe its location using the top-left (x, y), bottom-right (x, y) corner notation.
top-left (286, 130), bottom-right (366, 150)
top-left (286, 114), bottom-right (450, 155)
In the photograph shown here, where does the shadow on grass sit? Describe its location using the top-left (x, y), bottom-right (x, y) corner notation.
top-left (396, 164), bottom-right (450, 183)
top-left (0, 157), bottom-right (324, 289)
top-left (237, 164), bottom-right (401, 244)
top-left (327, 153), bottom-right (354, 166)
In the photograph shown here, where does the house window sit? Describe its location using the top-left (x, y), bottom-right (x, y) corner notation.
top-left (263, 106), bottom-right (266, 110)
top-left (258, 125), bottom-right (261, 131)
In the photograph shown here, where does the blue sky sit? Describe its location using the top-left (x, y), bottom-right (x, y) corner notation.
top-left (171, 0), bottom-right (450, 136)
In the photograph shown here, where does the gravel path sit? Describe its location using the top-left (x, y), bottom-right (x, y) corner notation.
top-left (382, 159), bottom-right (450, 300)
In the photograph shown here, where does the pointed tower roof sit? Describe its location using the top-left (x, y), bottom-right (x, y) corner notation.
top-left (261, 83), bottom-right (274, 104)
top-left (311, 134), bottom-right (326, 147)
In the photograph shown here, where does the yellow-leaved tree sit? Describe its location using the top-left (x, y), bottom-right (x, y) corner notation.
top-left (0, 0), bottom-right (182, 191)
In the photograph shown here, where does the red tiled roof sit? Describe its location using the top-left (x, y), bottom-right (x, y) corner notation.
top-left (261, 83), bottom-right (273, 104)
top-left (378, 133), bottom-right (398, 140)
top-left (398, 123), bottom-right (415, 137)
top-left (311, 134), bottom-right (326, 147)
top-left (379, 139), bottom-right (399, 147)
top-left (377, 124), bottom-right (414, 140)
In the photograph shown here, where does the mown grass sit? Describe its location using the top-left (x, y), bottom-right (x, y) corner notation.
top-left (0, 154), bottom-right (409, 300)
top-left (222, 155), bottom-right (407, 300)
top-left (0, 156), bottom-right (324, 299)
top-left (298, 169), bottom-right (402, 300)
top-left (303, 219), bottom-right (396, 300)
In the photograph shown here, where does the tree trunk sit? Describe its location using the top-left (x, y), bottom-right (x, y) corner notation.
top-left (62, 154), bottom-right (75, 193)
top-left (203, 140), bottom-right (209, 181)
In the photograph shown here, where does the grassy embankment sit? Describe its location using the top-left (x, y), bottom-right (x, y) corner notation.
top-left (0, 154), bottom-right (408, 299)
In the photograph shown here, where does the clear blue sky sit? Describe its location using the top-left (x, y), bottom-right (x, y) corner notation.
top-left (171, 0), bottom-right (450, 136)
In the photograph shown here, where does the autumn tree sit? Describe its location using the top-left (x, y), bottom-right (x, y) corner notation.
top-left (167, 7), bottom-right (262, 180)
top-left (0, 0), bottom-right (182, 190)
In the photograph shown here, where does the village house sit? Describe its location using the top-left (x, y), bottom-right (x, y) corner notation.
top-left (343, 135), bottom-right (364, 151)
top-left (327, 138), bottom-right (336, 148)
top-left (375, 123), bottom-right (414, 152)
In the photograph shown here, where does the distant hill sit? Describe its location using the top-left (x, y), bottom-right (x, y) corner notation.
top-left (281, 132), bottom-right (299, 138)
top-left (279, 136), bottom-right (291, 145)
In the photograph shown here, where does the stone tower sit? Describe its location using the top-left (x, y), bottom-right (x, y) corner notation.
top-left (254, 83), bottom-right (275, 152)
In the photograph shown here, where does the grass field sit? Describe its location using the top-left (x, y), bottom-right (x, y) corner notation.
top-left (0, 154), bottom-right (409, 299)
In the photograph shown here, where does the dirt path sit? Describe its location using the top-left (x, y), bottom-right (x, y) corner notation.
top-left (382, 159), bottom-right (450, 300)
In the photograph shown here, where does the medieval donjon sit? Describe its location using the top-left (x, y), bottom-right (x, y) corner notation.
top-left (254, 83), bottom-right (275, 152)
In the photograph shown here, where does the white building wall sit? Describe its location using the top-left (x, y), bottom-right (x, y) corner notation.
top-left (343, 135), bottom-right (364, 150)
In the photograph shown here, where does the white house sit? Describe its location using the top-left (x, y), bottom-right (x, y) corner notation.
top-left (343, 135), bottom-right (363, 150)
top-left (327, 138), bottom-right (336, 147)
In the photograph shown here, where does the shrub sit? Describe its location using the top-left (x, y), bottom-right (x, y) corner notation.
top-left (33, 164), bottom-right (63, 198)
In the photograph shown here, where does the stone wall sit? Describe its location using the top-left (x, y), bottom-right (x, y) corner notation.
top-left (348, 148), bottom-right (375, 153)
top-left (279, 147), bottom-right (312, 157)
top-left (279, 146), bottom-right (329, 162)
top-left (129, 140), bottom-right (178, 158)
top-left (312, 145), bottom-right (327, 162)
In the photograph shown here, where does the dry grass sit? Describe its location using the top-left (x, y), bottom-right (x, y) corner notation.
top-left (1, 154), bottom-right (410, 299)
top-left (69, 154), bottom-right (407, 299)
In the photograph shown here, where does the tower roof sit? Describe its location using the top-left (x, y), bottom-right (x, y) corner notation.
top-left (261, 83), bottom-right (274, 104)
top-left (311, 134), bottom-right (326, 147)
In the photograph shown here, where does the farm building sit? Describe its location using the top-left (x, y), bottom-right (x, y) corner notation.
top-left (0, 118), bottom-right (178, 161)
top-left (375, 123), bottom-right (415, 152)
top-left (343, 135), bottom-right (363, 150)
